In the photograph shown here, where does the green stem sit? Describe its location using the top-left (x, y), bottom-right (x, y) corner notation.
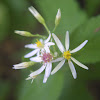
top-left (43, 23), bottom-right (50, 34)
top-left (53, 26), bottom-right (57, 33)
top-left (31, 34), bottom-right (46, 38)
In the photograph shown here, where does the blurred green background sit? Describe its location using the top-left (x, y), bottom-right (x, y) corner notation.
top-left (0, 0), bottom-right (100, 100)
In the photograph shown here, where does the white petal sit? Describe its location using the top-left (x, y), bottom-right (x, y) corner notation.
top-left (41, 48), bottom-right (45, 54)
top-left (45, 42), bottom-right (55, 46)
top-left (26, 74), bottom-right (37, 84)
top-left (13, 62), bottom-right (28, 69)
top-left (43, 63), bottom-right (52, 83)
top-left (44, 33), bottom-right (51, 43)
top-left (68, 60), bottom-right (77, 79)
top-left (43, 77), bottom-right (47, 83)
top-left (52, 33), bottom-right (65, 53)
top-left (65, 31), bottom-right (69, 51)
top-left (51, 59), bottom-right (65, 75)
top-left (45, 63), bottom-right (52, 77)
top-left (44, 46), bottom-right (50, 53)
top-left (52, 57), bottom-right (64, 63)
top-left (37, 51), bottom-right (40, 56)
top-left (13, 66), bottom-right (25, 69)
top-left (24, 49), bottom-right (40, 58)
top-left (13, 65), bottom-right (24, 69)
top-left (30, 65), bottom-right (45, 77)
top-left (70, 40), bottom-right (88, 53)
top-left (13, 63), bottom-right (24, 67)
top-left (26, 76), bottom-right (36, 81)
top-left (25, 44), bottom-right (37, 49)
top-left (26, 76), bottom-right (36, 84)
top-left (39, 39), bottom-right (43, 43)
top-left (71, 57), bottom-right (88, 70)
top-left (26, 76), bottom-right (32, 80)
top-left (30, 56), bottom-right (42, 62)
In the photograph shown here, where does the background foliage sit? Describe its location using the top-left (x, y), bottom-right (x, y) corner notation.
top-left (0, 0), bottom-right (100, 100)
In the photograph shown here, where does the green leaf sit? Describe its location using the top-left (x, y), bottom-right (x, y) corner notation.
top-left (0, 3), bottom-right (10, 42)
top-left (70, 15), bottom-right (100, 64)
top-left (85, 0), bottom-right (100, 17)
top-left (59, 77), bottom-right (93, 100)
top-left (18, 72), bottom-right (64, 100)
top-left (0, 80), bottom-right (11, 100)
top-left (59, 62), bottom-right (100, 100)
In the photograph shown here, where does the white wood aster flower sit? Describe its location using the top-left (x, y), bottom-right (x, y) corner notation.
top-left (24, 34), bottom-right (55, 58)
top-left (29, 50), bottom-right (60, 83)
top-left (51, 31), bottom-right (88, 79)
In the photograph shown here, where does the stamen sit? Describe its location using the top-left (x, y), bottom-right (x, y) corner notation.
top-left (63, 51), bottom-right (71, 60)
top-left (36, 40), bottom-right (44, 48)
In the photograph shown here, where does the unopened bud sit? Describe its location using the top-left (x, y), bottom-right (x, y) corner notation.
top-left (15, 30), bottom-right (34, 37)
top-left (55, 8), bottom-right (61, 27)
top-left (28, 6), bottom-right (45, 25)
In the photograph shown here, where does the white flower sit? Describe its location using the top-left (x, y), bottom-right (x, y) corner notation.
top-left (13, 61), bottom-right (35, 69)
top-left (29, 50), bottom-right (60, 83)
top-left (51, 31), bottom-right (88, 79)
top-left (28, 6), bottom-right (45, 24)
top-left (29, 52), bottom-right (52, 83)
top-left (24, 33), bottom-right (55, 58)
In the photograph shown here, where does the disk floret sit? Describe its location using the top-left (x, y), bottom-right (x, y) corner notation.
top-left (63, 51), bottom-right (71, 60)
top-left (42, 53), bottom-right (53, 63)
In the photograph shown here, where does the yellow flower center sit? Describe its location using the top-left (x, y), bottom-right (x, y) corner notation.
top-left (63, 51), bottom-right (71, 60)
top-left (36, 40), bottom-right (44, 48)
